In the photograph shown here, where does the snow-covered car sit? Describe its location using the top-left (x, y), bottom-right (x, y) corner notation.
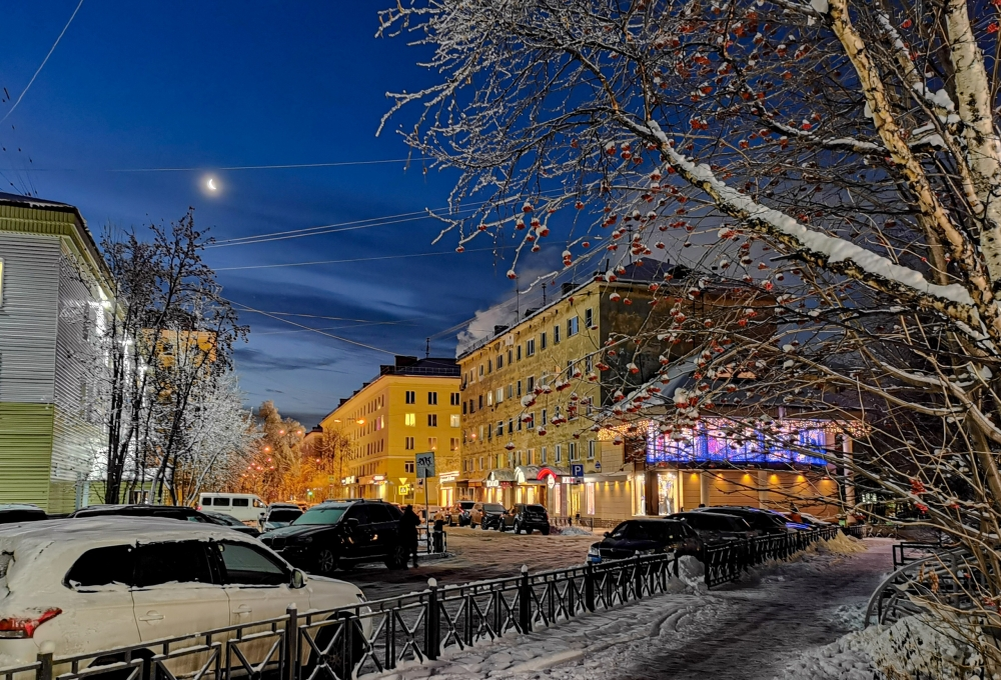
top-left (0, 518), bottom-right (368, 674)
top-left (692, 506), bottom-right (792, 535)
top-left (259, 503), bottom-right (303, 532)
top-left (201, 510), bottom-right (261, 537)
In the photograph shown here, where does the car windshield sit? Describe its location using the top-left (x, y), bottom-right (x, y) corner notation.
top-left (525, 505), bottom-right (546, 513)
top-left (268, 509), bottom-right (302, 522)
top-left (484, 504), bottom-right (505, 512)
top-left (460, 502), bottom-right (475, 509)
top-left (293, 506), bottom-right (347, 525)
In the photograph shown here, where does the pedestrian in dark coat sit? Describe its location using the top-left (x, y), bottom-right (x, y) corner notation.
top-left (399, 505), bottom-right (421, 568)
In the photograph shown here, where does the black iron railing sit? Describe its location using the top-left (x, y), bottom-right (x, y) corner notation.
top-left (2, 527), bottom-right (840, 680)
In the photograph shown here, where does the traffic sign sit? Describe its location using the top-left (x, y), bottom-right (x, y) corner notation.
top-left (571, 464), bottom-right (584, 477)
top-left (416, 451), bottom-right (436, 479)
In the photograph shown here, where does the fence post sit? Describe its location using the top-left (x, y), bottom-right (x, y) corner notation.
top-left (519, 565), bottom-right (532, 633)
top-left (584, 563), bottom-right (596, 612)
top-left (285, 605), bottom-right (298, 680)
top-left (36, 642), bottom-right (54, 680)
top-left (425, 578), bottom-right (440, 661)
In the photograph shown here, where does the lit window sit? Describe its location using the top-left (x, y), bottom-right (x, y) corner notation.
top-left (428, 437), bottom-right (438, 450)
top-left (586, 482), bottom-right (595, 515)
top-left (450, 437), bottom-right (459, 451)
top-left (405, 413), bottom-right (416, 427)
top-left (450, 414), bottom-right (460, 427)
top-left (495, 387), bottom-right (504, 404)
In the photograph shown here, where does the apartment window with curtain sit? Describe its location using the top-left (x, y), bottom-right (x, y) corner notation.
top-left (428, 437), bottom-right (438, 450)
top-left (427, 414), bottom-right (438, 427)
top-left (405, 390), bottom-right (416, 404)
top-left (450, 414), bottom-right (460, 427)
top-left (405, 413), bottom-right (416, 427)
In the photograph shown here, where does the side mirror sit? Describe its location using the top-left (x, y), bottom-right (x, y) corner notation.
top-left (346, 517), bottom-right (360, 530)
top-left (603, 532), bottom-right (611, 538)
top-left (291, 568), bottom-right (307, 589)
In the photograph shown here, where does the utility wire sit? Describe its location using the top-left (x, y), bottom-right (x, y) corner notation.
top-left (215, 246), bottom-right (499, 271)
top-left (19, 157), bottom-right (434, 172)
top-left (1, 0), bottom-right (85, 124)
top-left (229, 300), bottom-right (398, 356)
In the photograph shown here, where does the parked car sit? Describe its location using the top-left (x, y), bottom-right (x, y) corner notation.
top-left (0, 518), bottom-right (369, 676)
top-left (470, 502), bottom-right (506, 529)
top-left (0, 504), bottom-right (47, 524)
top-left (694, 506), bottom-right (791, 535)
top-left (498, 504), bottom-right (551, 535)
top-left (196, 493), bottom-right (267, 524)
top-left (260, 503), bottom-right (303, 532)
top-left (667, 511), bottom-right (754, 544)
top-left (587, 519), bottom-right (701, 564)
top-left (258, 499), bottom-right (407, 574)
top-left (776, 511), bottom-right (832, 529)
top-left (447, 501), bottom-right (476, 527)
top-left (201, 510), bottom-right (261, 537)
top-left (70, 504), bottom-right (219, 523)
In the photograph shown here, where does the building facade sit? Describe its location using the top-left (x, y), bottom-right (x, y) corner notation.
top-left (456, 263), bottom-right (682, 520)
top-left (457, 262), bottom-right (845, 524)
top-left (0, 193), bottom-right (114, 512)
top-left (313, 356), bottom-right (462, 508)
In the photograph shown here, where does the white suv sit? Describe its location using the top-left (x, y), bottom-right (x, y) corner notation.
top-left (0, 518), bottom-right (367, 670)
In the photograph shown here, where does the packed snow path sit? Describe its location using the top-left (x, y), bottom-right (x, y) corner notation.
top-left (372, 537), bottom-right (892, 680)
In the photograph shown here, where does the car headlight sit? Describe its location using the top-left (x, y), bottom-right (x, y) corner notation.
top-left (588, 544), bottom-right (601, 556)
top-left (298, 535), bottom-right (314, 544)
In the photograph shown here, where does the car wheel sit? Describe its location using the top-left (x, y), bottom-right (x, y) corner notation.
top-left (315, 548), bottom-right (339, 575)
top-left (306, 614), bottom-right (364, 680)
top-left (385, 544), bottom-right (409, 570)
top-left (541, 525), bottom-right (550, 536)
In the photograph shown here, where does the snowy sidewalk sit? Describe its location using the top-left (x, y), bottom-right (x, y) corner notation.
top-left (372, 536), bottom-right (892, 680)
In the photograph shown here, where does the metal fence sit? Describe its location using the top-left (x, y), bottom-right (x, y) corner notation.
top-left (3, 527), bottom-right (839, 680)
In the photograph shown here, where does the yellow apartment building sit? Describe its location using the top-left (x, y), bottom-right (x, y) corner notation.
top-left (314, 356), bottom-right (462, 507)
top-left (457, 261), bottom-right (844, 525)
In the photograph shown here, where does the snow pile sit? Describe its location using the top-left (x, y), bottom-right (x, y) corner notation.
top-left (812, 532), bottom-right (868, 556)
top-left (559, 526), bottom-right (592, 536)
top-left (778, 614), bottom-right (987, 679)
top-left (665, 554), bottom-right (707, 594)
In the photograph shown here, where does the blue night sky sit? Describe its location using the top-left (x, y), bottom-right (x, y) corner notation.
top-left (1, 2), bottom-right (550, 426)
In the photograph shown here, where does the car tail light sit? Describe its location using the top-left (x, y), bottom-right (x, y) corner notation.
top-left (0, 608), bottom-right (62, 638)
top-left (196, 505), bottom-right (202, 511)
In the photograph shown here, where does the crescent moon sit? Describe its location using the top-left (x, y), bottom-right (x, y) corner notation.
top-left (207, 178), bottom-right (217, 191)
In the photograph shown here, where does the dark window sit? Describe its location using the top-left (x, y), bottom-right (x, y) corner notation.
top-left (232, 498), bottom-right (249, 507)
top-left (212, 498), bottom-right (230, 507)
top-left (65, 545), bottom-right (135, 588)
top-left (217, 542), bottom-right (287, 586)
top-left (365, 505), bottom-right (392, 523)
top-left (134, 541), bottom-right (215, 587)
top-left (406, 391), bottom-right (416, 404)
top-left (267, 509), bottom-right (302, 523)
top-left (346, 505), bottom-right (373, 524)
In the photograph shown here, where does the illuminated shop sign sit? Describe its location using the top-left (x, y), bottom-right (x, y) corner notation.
top-left (646, 419), bottom-right (829, 466)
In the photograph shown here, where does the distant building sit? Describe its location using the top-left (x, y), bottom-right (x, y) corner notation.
top-left (0, 193), bottom-right (114, 512)
top-left (314, 356), bottom-right (462, 508)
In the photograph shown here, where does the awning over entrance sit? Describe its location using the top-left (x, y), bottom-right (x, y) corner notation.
top-left (514, 465), bottom-right (544, 484)
top-left (487, 469), bottom-right (517, 483)
top-left (537, 466), bottom-right (569, 481)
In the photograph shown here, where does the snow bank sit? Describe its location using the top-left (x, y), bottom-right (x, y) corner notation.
top-left (778, 614), bottom-right (987, 679)
top-left (559, 526), bottom-right (592, 536)
top-left (812, 532), bottom-right (868, 556)
top-left (665, 555), bottom-right (707, 594)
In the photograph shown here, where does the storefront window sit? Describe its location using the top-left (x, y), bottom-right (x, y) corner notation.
top-left (585, 482), bottom-right (595, 515)
top-left (657, 472), bottom-right (677, 515)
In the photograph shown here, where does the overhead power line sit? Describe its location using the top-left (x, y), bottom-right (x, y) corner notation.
top-left (214, 246), bottom-right (500, 271)
top-left (1, 0), bottom-right (85, 125)
top-left (18, 157), bottom-right (434, 172)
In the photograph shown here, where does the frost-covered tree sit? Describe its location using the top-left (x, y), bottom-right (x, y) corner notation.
top-left (237, 402), bottom-right (307, 502)
top-left (98, 211), bottom-right (247, 503)
top-left (381, 0), bottom-right (1001, 666)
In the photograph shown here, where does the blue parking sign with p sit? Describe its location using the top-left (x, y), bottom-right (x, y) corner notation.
top-left (571, 464), bottom-right (584, 477)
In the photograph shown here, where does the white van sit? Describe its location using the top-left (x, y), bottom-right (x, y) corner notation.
top-left (197, 493), bottom-right (267, 525)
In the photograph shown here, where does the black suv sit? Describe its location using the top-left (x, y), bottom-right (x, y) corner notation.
top-left (259, 500), bottom-right (406, 574)
top-left (499, 504), bottom-right (551, 535)
top-left (694, 506), bottom-right (791, 535)
top-left (588, 519), bottom-right (701, 564)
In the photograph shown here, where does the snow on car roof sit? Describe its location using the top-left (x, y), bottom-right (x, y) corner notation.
top-left (0, 518), bottom-right (262, 593)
